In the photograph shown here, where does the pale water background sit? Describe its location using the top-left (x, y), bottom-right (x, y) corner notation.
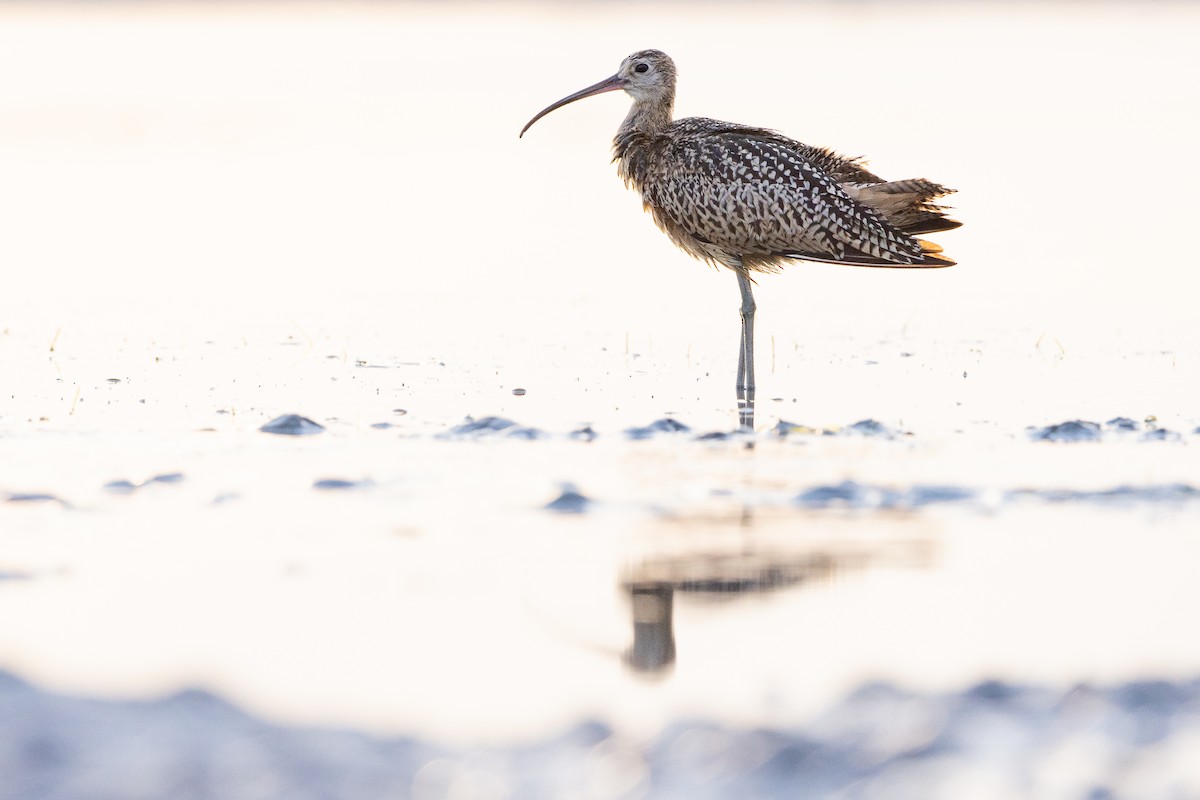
top-left (1, 1), bottom-right (1199, 797)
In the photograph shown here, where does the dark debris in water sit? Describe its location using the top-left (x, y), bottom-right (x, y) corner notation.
top-left (624, 418), bottom-right (691, 440)
top-left (260, 414), bottom-right (325, 436)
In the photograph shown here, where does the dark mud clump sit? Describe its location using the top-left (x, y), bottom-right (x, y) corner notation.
top-left (624, 418), bottom-right (691, 440)
top-left (260, 415), bottom-right (325, 436)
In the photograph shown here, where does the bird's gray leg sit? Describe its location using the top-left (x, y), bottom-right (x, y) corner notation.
top-left (736, 270), bottom-right (756, 431)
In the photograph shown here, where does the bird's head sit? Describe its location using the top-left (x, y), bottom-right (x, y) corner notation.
top-left (615, 50), bottom-right (677, 104)
top-left (520, 49), bottom-right (677, 138)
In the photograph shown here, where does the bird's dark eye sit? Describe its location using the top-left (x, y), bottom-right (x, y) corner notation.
top-left (634, 63), bottom-right (649, 74)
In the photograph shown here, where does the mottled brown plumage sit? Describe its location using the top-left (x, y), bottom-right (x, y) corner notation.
top-left (520, 49), bottom-right (960, 428)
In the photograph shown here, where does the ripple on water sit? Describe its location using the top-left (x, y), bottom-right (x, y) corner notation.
top-left (624, 418), bottom-right (691, 440)
top-left (774, 419), bottom-right (904, 438)
top-left (569, 426), bottom-right (598, 442)
top-left (795, 481), bottom-right (979, 511)
top-left (1030, 418), bottom-right (1181, 442)
top-left (841, 419), bottom-right (906, 438)
top-left (102, 474), bottom-right (184, 495)
top-left (1030, 420), bottom-right (1103, 442)
top-left (1011, 483), bottom-right (1200, 506)
top-left (312, 478), bottom-right (372, 491)
top-left (545, 485), bottom-right (592, 514)
top-left (442, 416), bottom-right (543, 439)
top-left (260, 415), bottom-right (325, 436)
top-left (792, 480), bottom-right (1199, 512)
top-left (4, 493), bottom-right (67, 506)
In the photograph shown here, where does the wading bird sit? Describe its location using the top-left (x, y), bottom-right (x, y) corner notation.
top-left (520, 50), bottom-right (959, 429)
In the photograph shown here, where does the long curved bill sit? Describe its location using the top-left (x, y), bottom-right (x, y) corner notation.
top-left (519, 74), bottom-right (627, 138)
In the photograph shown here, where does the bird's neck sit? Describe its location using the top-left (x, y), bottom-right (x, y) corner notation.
top-left (613, 95), bottom-right (673, 187)
top-left (618, 95), bottom-right (674, 139)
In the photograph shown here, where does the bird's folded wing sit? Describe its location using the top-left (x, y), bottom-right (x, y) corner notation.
top-left (647, 123), bottom-right (925, 266)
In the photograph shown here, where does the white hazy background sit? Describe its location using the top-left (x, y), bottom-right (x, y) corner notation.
top-left (2, 2), bottom-right (1197, 364)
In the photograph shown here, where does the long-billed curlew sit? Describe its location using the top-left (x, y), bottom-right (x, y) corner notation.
top-left (520, 50), bottom-right (960, 429)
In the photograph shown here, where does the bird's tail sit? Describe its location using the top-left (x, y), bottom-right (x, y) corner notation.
top-left (849, 179), bottom-right (962, 236)
top-left (915, 238), bottom-right (956, 267)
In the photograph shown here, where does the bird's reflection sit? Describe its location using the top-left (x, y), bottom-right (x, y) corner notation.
top-left (621, 552), bottom-right (840, 676)
top-left (624, 584), bottom-right (676, 673)
top-left (619, 510), bottom-right (932, 677)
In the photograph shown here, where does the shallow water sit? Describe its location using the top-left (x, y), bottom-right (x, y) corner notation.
top-left (1, 1), bottom-right (1199, 795)
top-left (5, 670), bottom-right (1200, 800)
